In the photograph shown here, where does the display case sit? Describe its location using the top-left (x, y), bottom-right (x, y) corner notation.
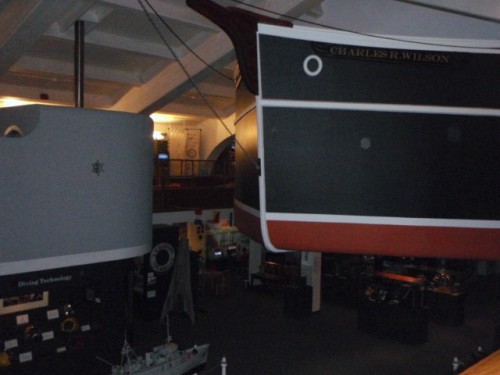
top-left (378, 257), bottom-right (468, 326)
top-left (357, 272), bottom-right (428, 345)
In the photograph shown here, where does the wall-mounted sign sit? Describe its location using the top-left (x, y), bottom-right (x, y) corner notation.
top-left (0, 291), bottom-right (49, 316)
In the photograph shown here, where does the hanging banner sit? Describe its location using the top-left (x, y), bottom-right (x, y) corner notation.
top-left (184, 129), bottom-right (201, 176)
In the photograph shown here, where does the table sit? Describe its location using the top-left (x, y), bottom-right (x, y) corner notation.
top-left (460, 349), bottom-right (500, 374)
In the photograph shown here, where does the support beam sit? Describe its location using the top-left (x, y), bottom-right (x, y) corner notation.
top-left (301, 252), bottom-right (322, 313)
top-left (74, 20), bottom-right (85, 108)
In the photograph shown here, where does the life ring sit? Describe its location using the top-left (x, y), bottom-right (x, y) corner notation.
top-left (149, 242), bottom-right (175, 274)
top-left (61, 317), bottom-right (79, 333)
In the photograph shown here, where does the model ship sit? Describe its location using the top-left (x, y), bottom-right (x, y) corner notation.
top-left (110, 337), bottom-right (209, 375)
top-left (108, 235), bottom-right (207, 375)
top-left (188, 0), bottom-right (500, 260)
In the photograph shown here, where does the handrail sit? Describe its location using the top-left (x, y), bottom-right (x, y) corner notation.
top-left (153, 158), bottom-right (234, 212)
top-left (154, 158), bottom-right (234, 179)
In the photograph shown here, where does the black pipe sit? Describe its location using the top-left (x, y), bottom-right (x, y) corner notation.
top-left (74, 20), bottom-right (85, 108)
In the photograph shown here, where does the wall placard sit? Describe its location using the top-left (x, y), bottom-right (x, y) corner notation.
top-left (1, 291), bottom-right (49, 316)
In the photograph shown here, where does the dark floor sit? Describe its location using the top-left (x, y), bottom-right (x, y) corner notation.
top-left (131, 273), bottom-right (500, 375)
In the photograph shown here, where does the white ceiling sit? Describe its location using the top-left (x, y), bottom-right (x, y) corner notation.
top-left (0, 0), bottom-right (499, 126)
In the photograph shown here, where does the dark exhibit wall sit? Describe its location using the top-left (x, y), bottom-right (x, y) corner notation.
top-left (133, 225), bottom-right (179, 321)
top-left (0, 260), bottom-right (132, 374)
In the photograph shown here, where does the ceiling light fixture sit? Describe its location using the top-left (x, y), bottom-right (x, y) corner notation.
top-left (0, 97), bottom-right (64, 108)
top-left (153, 131), bottom-right (165, 140)
top-left (0, 97), bottom-right (33, 108)
top-left (150, 112), bottom-right (192, 124)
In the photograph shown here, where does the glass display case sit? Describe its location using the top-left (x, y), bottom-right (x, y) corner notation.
top-left (357, 271), bottom-right (429, 345)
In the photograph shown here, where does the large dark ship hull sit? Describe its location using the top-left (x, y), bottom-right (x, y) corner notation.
top-left (190, 0), bottom-right (500, 259)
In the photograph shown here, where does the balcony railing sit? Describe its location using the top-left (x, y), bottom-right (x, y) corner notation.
top-left (153, 159), bottom-right (234, 212)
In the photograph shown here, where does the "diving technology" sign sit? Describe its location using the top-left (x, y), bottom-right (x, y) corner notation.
top-left (17, 275), bottom-right (73, 289)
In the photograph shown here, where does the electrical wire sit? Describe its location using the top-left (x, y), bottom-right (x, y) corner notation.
top-left (143, 0), bottom-right (233, 81)
top-left (227, 0), bottom-right (500, 50)
top-left (138, 0), bottom-right (260, 171)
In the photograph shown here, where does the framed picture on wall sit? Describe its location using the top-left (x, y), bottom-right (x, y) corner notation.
top-left (0, 291), bottom-right (49, 315)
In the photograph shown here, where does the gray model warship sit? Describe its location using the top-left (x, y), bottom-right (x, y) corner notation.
top-left (108, 235), bottom-right (208, 374)
top-left (110, 336), bottom-right (209, 375)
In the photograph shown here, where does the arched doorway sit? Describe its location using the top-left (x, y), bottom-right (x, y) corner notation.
top-left (206, 136), bottom-right (234, 180)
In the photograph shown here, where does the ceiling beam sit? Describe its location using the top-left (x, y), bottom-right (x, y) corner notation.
top-left (139, 45), bottom-right (236, 115)
top-left (44, 28), bottom-right (182, 60)
top-left (110, 29), bottom-right (233, 114)
top-left (101, 0), bottom-right (220, 31)
top-left (194, 80), bottom-right (235, 99)
top-left (393, 0), bottom-right (500, 24)
top-left (111, 0), bottom-right (320, 115)
top-left (0, 0), bottom-right (93, 76)
top-left (235, 0), bottom-right (326, 19)
top-left (46, 1), bottom-right (100, 33)
top-left (0, 81), bottom-right (115, 107)
top-left (13, 55), bottom-right (144, 85)
top-left (161, 100), bottom-right (234, 118)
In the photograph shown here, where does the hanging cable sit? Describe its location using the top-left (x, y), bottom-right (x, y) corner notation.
top-left (138, 0), bottom-right (260, 171)
top-left (143, 0), bottom-right (233, 81)
top-left (227, 0), bottom-right (500, 50)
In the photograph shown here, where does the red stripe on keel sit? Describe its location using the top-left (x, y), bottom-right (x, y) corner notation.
top-left (234, 204), bottom-right (263, 243)
top-left (266, 221), bottom-right (500, 260)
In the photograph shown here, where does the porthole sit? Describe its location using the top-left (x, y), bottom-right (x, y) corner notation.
top-left (303, 55), bottom-right (323, 77)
